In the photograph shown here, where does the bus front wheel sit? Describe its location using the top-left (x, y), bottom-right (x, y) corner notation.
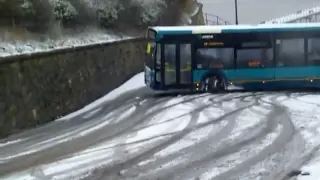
top-left (202, 76), bottom-right (225, 93)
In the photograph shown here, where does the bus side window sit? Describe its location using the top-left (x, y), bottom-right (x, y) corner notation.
top-left (276, 38), bottom-right (305, 66)
top-left (145, 42), bottom-right (156, 68)
top-left (236, 47), bottom-right (273, 68)
top-left (195, 48), bottom-right (233, 68)
top-left (219, 48), bottom-right (234, 68)
top-left (308, 38), bottom-right (320, 65)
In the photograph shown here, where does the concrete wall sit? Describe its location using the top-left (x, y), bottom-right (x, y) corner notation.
top-left (0, 0), bottom-right (205, 138)
top-left (0, 38), bottom-right (146, 138)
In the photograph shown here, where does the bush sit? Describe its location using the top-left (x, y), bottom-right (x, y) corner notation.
top-left (0, 0), bottom-right (54, 32)
top-left (50, 0), bottom-right (78, 26)
top-left (140, 0), bottom-right (167, 25)
top-left (95, 0), bottom-right (123, 28)
top-left (65, 0), bottom-right (97, 26)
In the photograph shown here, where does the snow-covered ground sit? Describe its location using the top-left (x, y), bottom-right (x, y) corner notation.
top-left (299, 158), bottom-right (320, 180)
top-left (57, 72), bottom-right (145, 121)
top-left (1, 72), bottom-right (320, 180)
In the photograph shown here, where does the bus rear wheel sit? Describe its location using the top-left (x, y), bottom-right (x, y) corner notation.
top-left (202, 76), bottom-right (225, 93)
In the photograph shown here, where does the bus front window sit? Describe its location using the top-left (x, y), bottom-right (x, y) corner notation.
top-left (145, 29), bottom-right (157, 70)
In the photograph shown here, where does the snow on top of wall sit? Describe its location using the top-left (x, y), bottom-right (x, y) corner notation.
top-left (0, 32), bottom-right (132, 57)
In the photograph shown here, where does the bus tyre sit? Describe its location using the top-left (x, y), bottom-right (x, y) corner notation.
top-left (202, 76), bottom-right (225, 93)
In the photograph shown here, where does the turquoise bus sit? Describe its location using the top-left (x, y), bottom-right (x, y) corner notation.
top-left (144, 23), bottom-right (320, 92)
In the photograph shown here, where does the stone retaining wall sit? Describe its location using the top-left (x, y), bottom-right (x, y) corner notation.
top-left (0, 38), bottom-right (146, 137)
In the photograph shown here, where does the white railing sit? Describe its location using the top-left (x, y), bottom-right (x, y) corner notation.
top-left (261, 6), bottom-right (320, 24)
top-left (204, 13), bottom-right (232, 25)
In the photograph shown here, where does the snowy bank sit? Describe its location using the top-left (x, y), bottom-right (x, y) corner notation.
top-left (57, 72), bottom-right (146, 121)
top-left (0, 32), bottom-right (133, 58)
top-left (0, 72), bottom-right (145, 164)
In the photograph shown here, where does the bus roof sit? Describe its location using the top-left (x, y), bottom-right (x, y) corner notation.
top-left (149, 23), bottom-right (320, 34)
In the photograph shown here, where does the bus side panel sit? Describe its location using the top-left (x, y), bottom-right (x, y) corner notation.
top-left (312, 66), bottom-right (320, 87)
top-left (230, 66), bottom-right (320, 89)
top-left (274, 66), bottom-right (317, 88)
top-left (193, 68), bottom-right (275, 89)
top-left (193, 66), bottom-right (320, 90)
top-left (230, 68), bottom-right (275, 89)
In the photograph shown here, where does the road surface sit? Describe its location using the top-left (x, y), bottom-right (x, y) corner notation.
top-left (1, 86), bottom-right (320, 180)
top-left (200, 0), bottom-right (320, 24)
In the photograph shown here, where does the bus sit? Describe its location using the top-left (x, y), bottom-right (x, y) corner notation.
top-left (144, 23), bottom-right (320, 92)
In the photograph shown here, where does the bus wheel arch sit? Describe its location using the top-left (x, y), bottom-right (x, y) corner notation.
top-left (200, 73), bottom-right (226, 93)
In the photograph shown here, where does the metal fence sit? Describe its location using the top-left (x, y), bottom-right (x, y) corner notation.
top-left (260, 6), bottom-right (320, 24)
top-left (204, 13), bottom-right (232, 25)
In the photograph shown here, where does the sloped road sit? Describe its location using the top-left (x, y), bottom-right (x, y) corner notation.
top-left (0, 88), bottom-right (312, 180)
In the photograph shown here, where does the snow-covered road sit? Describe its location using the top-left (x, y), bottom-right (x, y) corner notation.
top-left (1, 73), bottom-right (320, 180)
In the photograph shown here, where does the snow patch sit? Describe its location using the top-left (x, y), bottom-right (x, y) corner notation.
top-left (57, 72), bottom-right (145, 121)
top-left (198, 107), bottom-right (225, 124)
top-left (199, 125), bottom-right (281, 180)
top-left (0, 34), bottom-right (133, 57)
top-left (0, 139), bottom-right (26, 148)
top-left (298, 161), bottom-right (320, 180)
top-left (125, 112), bottom-right (191, 144)
top-left (275, 94), bottom-right (320, 180)
top-left (83, 108), bottom-right (102, 119)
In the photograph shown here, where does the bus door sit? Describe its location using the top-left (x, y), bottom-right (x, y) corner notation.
top-left (163, 44), bottom-right (177, 86)
top-left (179, 44), bottom-right (192, 86)
top-left (163, 43), bottom-right (192, 87)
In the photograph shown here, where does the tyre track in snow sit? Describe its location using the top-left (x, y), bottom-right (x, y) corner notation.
top-left (0, 97), bottom-right (148, 176)
top-left (83, 93), bottom-right (266, 180)
top-left (85, 92), bottom-right (303, 180)
top-left (0, 87), bottom-right (149, 143)
top-left (135, 104), bottom-right (257, 180)
top-left (143, 93), bottom-right (302, 180)
top-left (0, 91), bottom-right (210, 177)
top-left (149, 96), bottom-right (275, 180)
top-left (0, 91), bottom-right (306, 180)
top-left (265, 93), bottom-right (320, 180)
top-left (0, 87), bottom-right (151, 157)
top-left (135, 95), bottom-right (263, 177)
top-left (134, 105), bottom-right (242, 176)
top-left (209, 95), bottom-right (300, 180)
top-left (0, 88), bottom-right (172, 176)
